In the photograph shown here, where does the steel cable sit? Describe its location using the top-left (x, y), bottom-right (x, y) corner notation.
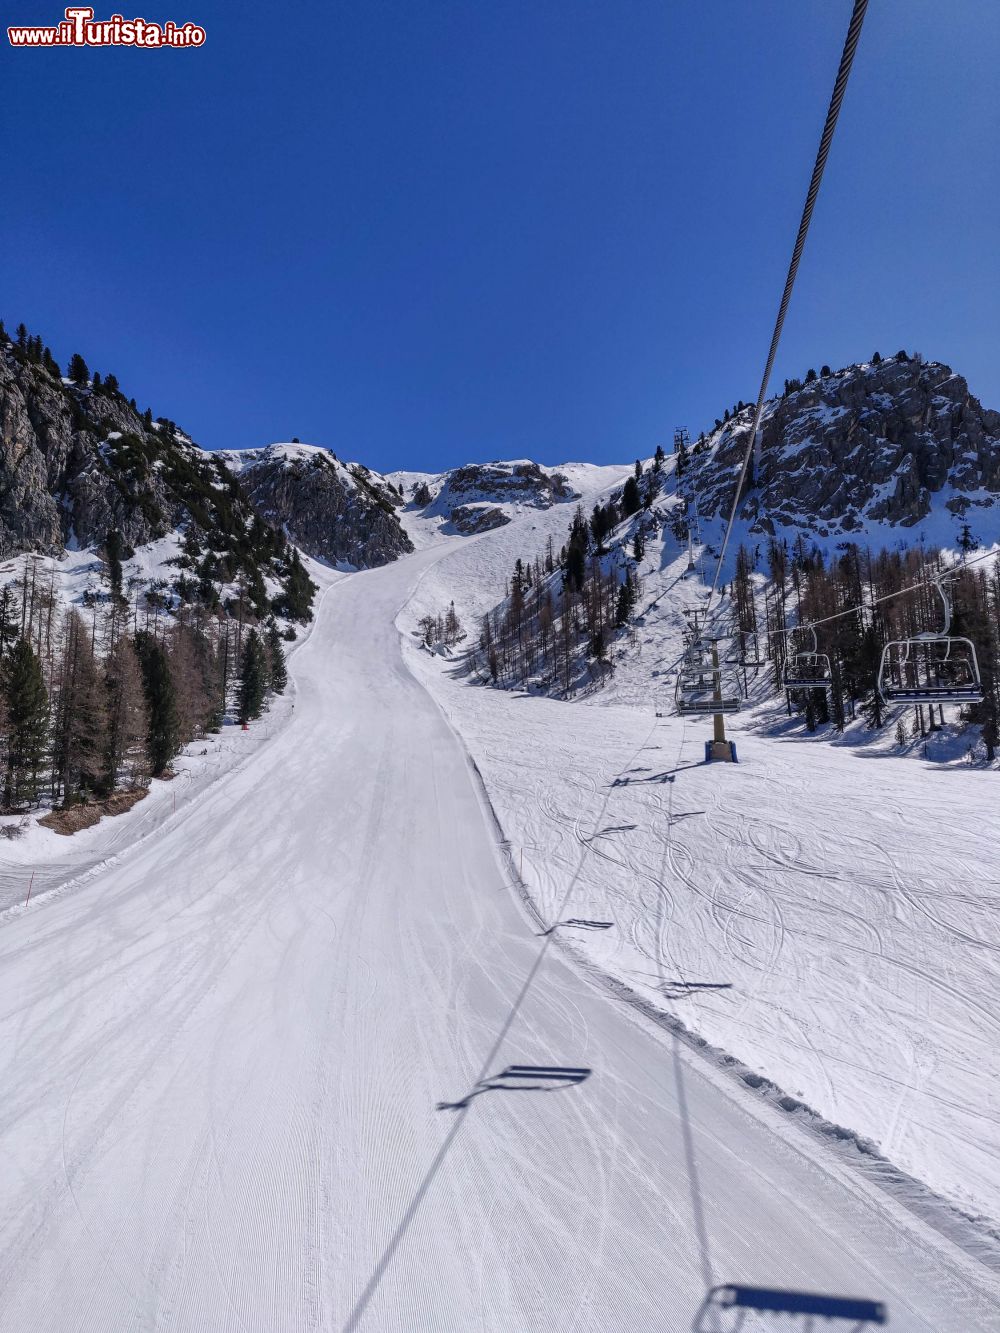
top-left (706, 0), bottom-right (870, 619)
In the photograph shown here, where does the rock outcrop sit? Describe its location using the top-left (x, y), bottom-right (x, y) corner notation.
top-left (438, 460), bottom-right (576, 511)
top-left (684, 357), bottom-right (1000, 543)
top-left (219, 445), bottom-right (413, 568)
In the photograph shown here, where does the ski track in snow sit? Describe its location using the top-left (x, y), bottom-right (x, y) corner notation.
top-left (1, 470), bottom-right (999, 1329)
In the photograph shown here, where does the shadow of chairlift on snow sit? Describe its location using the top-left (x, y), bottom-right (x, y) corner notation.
top-left (693, 1284), bottom-right (887, 1332)
top-left (660, 980), bottom-right (733, 999)
top-left (538, 918), bottom-right (615, 937)
top-left (437, 1066), bottom-right (591, 1111)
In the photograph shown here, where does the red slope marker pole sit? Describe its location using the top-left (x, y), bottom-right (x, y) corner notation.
top-left (24, 871), bottom-right (35, 908)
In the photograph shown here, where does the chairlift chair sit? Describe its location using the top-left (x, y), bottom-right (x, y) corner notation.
top-left (783, 625), bottom-right (831, 693)
top-left (675, 659), bottom-right (742, 716)
top-left (877, 577), bottom-right (984, 706)
top-left (694, 1284), bottom-right (887, 1332)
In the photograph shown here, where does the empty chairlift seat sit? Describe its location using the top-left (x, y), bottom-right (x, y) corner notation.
top-left (878, 576), bottom-right (984, 706)
top-left (675, 646), bottom-right (742, 716)
top-left (783, 625), bottom-right (831, 692)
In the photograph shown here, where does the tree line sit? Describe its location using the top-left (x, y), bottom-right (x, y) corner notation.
top-left (1, 559), bottom-right (288, 812)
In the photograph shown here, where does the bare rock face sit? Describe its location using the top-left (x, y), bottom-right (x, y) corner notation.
top-left (0, 349), bottom-right (184, 556)
top-left (439, 460), bottom-right (576, 510)
top-left (221, 445), bottom-right (413, 568)
top-left (449, 504), bottom-right (511, 534)
top-left (683, 357), bottom-right (1000, 542)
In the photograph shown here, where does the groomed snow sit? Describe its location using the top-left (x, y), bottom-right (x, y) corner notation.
top-left (2, 470), bottom-right (999, 1330)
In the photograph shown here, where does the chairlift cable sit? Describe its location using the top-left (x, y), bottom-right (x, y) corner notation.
top-left (705, 0), bottom-right (870, 621)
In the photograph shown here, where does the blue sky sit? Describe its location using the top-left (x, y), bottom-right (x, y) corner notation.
top-left (2, 0), bottom-right (997, 472)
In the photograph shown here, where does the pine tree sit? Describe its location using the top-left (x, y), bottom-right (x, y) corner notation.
top-left (51, 611), bottom-right (109, 804)
top-left (958, 522), bottom-right (978, 555)
top-left (634, 459), bottom-right (642, 480)
top-left (615, 573), bottom-right (636, 627)
top-left (103, 634), bottom-right (149, 792)
top-left (68, 352), bottom-right (90, 385)
top-left (3, 638), bottom-right (49, 808)
top-left (135, 631), bottom-right (179, 776)
top-left (280, 549), bottom-right (316, 621)
top-left (105, 529), bottom-right (125, 601)
top-left (621, 476), bottom-right (642, 517)
top-left (564, 506), bottom-right (589, 593)
top-left (632, 531), bottom-right (645, 563)
top-left (169, 614), bottom-right (215, 741)
top-left (238, 628), bottom-right (267, 723)
top-left (265, 620), bottom-right (288, 693)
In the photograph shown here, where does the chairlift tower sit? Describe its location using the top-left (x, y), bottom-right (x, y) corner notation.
top-left (707, 638), bottom-right (737, 762)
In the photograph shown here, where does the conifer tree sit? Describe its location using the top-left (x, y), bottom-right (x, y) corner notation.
top-left (51, 611), bottom-right (107, 804)
top-left (3, 638), bottom-right (49, 808)
top-left (103, 634), bottom-right (149, 793)
top-left (281, 549), bottom-right (316, 621)
top-left (135, 631), bottom-right (180, 776)
top-left (632, 531), bottom-right (645, 563)
top-left (615, 573), bottom-right (636, 627)
top-left (237, 628), bottom-right (267, 724)
top-left (621, 475), bottom-right (642, 517)
top-left (68, 352), bottom-right (90, 385)
top-left (105, 530), bottom-right (125, 601)
top-left (265, 620), bottom-right (288, 694)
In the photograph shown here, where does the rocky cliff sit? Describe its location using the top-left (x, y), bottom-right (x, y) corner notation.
top-left (0, 332), bottom-right (413, 579)
top-left (217, 445), bottom-right (413, 568)
top-left (682, 356), bottom-right (1000, 546)
top-left (0, 345), bottom-right (187, 556)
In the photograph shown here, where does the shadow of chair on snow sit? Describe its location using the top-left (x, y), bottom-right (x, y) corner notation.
top-left (437, 1065), bottom-right (591, 1111)
top-left (692, 1283), bottom-right (887, 1332)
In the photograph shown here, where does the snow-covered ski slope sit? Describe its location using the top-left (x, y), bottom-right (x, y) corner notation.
top-left (2, 468), bottom-right (999, 1330)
